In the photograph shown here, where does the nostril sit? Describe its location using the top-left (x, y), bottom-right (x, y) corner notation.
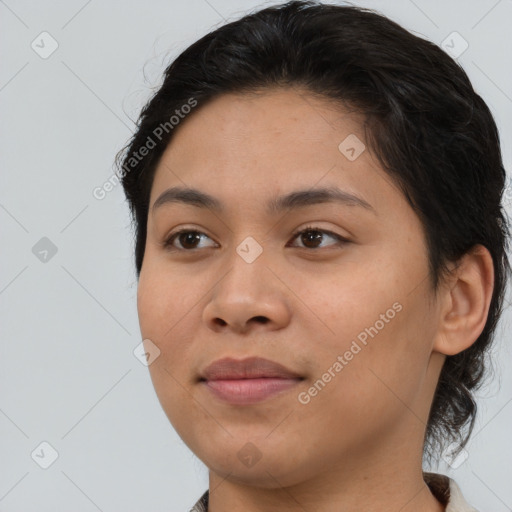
top-left (212, 316), bottom-right (268, 328)
top-left (253, 316), bottom-right (269, 324)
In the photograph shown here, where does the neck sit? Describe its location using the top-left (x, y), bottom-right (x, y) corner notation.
top-left (206, 425), bottom-right (445, 512)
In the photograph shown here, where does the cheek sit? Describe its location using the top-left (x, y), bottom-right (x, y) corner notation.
top-left (137, 268), bottom-right (200, 426)
top-left (299, 303), bottom-right (433, 450)
top-left (137, 260), bottom-right (199, 342)
top-left (307, 259), bottom-right (433, 401)
top-left (136, 267), bottom-right (199, 392)
top-left (305, 266), bottom-right (399, 347)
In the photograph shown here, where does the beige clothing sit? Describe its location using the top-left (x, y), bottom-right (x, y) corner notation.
top-left (189, 472), bottom-right (479, 511)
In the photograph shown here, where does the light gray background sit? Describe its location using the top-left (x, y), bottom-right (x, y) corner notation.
top-left (1, 0), bottom-right (511, 510)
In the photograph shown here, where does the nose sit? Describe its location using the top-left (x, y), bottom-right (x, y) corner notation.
top-left (202, 249), bottom-right (292, 334)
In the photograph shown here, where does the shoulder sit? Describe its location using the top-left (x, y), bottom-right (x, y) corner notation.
top-left (189, 489), bottom-right (209, 512)
top-left (424, 472), bottom-right (480, 512)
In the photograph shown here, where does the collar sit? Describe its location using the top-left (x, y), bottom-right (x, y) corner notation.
top-left (190, 472), bottom-right (479, 511)
top-left (424, 472), bottom-right (479, 511)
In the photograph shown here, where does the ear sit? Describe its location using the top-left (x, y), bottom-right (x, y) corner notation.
top-left (433, 244), bottom-right (495, 356)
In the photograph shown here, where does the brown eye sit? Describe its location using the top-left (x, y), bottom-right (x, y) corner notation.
top-left (177, 232), bottom-right (201, 249)
top-left (299, 229), bottom-right (324, 248)
top-left (289, 226), bottom-right (348, 250)
top-left (164, 230), bottom-right (216, 251)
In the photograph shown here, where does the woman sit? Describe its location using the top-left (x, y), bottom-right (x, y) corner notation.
top-left (116, 1), bottom-right (510, 510)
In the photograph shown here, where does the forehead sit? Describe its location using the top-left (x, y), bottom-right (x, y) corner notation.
top-left (149, 88), bottom-right (402, 220)
top-left (160, 88), bottom-right (362, 166)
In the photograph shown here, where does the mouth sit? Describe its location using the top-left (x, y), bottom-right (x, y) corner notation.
top-left (198, 356), bottom-right (304, 405)
top-left (201, 377), bottom-right (303, 405)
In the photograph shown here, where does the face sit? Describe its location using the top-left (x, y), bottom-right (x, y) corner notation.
top-left (137, 88), bottom-right (446, 488)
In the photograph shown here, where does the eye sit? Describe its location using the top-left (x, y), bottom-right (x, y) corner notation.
top-left (163, 229), bottom-right (217, 251)
top-left (163, 226), bottom-right (349, 252)
top-left (288, 225), bottom-right (349, 250)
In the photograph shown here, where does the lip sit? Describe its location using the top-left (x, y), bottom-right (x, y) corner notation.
top-left (199, 356), bottom-right (304, 405)
top-left (200, 356), bottom-right (302, 380)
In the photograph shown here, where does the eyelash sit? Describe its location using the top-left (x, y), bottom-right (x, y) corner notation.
top-left (163, 225), bottom-right (349, 252)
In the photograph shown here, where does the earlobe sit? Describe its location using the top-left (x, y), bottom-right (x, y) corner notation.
top-left (433, 244), bottom-right (494, 356)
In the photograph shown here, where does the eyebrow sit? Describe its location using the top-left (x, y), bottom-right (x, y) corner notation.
top-left (151, 185), bottom-right (376, 216)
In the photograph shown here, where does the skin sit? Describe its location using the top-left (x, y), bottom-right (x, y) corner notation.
top-left (136, 87), bottom-right (494, 512)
